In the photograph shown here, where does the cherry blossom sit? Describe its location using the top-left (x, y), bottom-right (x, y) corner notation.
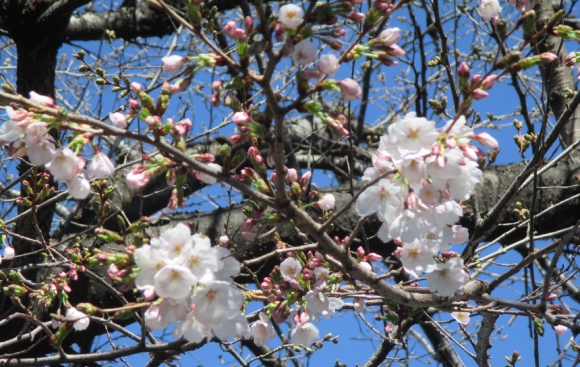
top-left (553, 325), bottom-right (568, 335)
top-left (280, 257), bottom-right (302, 281)
top-left (87, 152), bottom-right (115, 179)
top-left (27, 136), bottom-right (56, 166)
top-left (388, 112), bottom-right (438, 152)
top-left (66, 307), bottom-right (90, 331)
top-left (318, 54), bottom-right (339, 75)
top-left (154, 264), bottom-right (197, 300)
top-left (173, 314), bottom-right (207, 343)
top-left (3, 246), bottom-right (14, 260)
top-left (29, 91), bottom-right (55, 107)
top-left (250, 312), bottom-right (276, 346)
top-left (278, 4), bottom-right (304, 29)
top-left (355, 179), bottom-right (401, 220)
top-left (450, 311), bottom-right (470, 325)
top-left (197, 163), bottom-right (222, 184)
top-left (292, 40), bottom-right (317, 65)
top-left (191, 281), bottom-right (243, 326)
top-left (109, 112), bottom-right (127, 128)
top-left (316, 194), bottom-right (336, 210)
top-left (67, 173), bottom-right (91, 199)
top-left (126, 165), bottom-right (151, 188)
top-left (290, 322), bottom-right (319, 346)
top-left (338, 78), bottom-right (362, 101)
top-left (398, 240), bottom-right (438, 277)
top-left (162, 55), bottom-right (187, 73)
top-left (425, 257), bottom-right (469, 297)
top-left (477, 0), bottom-right (501, 22)
top-left (46, 148), bottom-right (81, 182)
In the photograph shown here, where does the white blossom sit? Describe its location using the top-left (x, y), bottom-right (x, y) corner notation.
top-left (318, 54), bottom-right (339, 75)
top-left (46, 148), bottom-right (80, 182)
top-left (278, 4), bottom-right (304, 29)
top-left (478, 0), bottom-right (501, 21)
top-left (250, 312), bottom-right (276, 347)
top-left (280, 257), bottom-right (302, 281)
top-left (3, 246), bottom-right (14, 260)
top-left (198, 163), bottom-right (222, 184)
top-left (388, 112), bottom-right (438, 152)
top-left (66, 307), bottom-right (90, 331)
top-left (162, 55), bottom-right (187, 73)
top-left (27, 136), bottom-right (56, 166)
top-left (425, 257), bottom-right (469, 297)
top-left (87, 152), bottom-right (115, 179)
top-left (450, 311), bottom-right (470, 325)
top-left (399, 240), bottom-right (438, 277)
top-left (292, 40), bottom-right (317, 65)
top-left (67, 173), bottom-right (91, 199)
top-left (154, 264), bottom-right (196, 300)
top-left (290, 322), bottom-right (319, 346)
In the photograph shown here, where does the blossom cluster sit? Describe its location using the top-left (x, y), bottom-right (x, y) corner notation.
top-left (356, 113), bottom-right (498, 297)
top-left (133, 223), bottom-right (249, 342)
top-left (0, 93), bottom-right (116, 199)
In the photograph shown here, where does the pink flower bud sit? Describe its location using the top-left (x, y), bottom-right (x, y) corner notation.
top-left (445, 136), bottom-right (456, 148)
top-left (379, 27), bottom-right (401, 46)
top-left (174, 118), bottom-right (192, 136)
top-left (539, 52), bottom-right (558, 63)
top-left (471, 88), bottom-right (489, 100)
top-left (144, 115), bottom-right (160, 126)
top-left (170, 78), bottom-right (191, 94)
top-left (224, 21), bottom-right (236, 37)
top-left (210, 94), bottom-right (220, 107)
top-left (126, 165), bottom-right (151, 188)
top-left (212, 80), bottom-right (223, 92)
top-left (288, 278), bottom-right (300, 288)
top-left (458, 62), bottom-right (470, 79)
top-left (244, 16), bottom-right (253, 32)
top-left (130, 82), bottom-right (142, 93)
top-left (233, 28), bottom-right (246, 40)
top-left (482, 74), bottom-right (498, 89)
top-left (242, 231), bottom-right (257, 241)
top-left (300, 171), bottom-right (312, 190)
top-left (386, 44), bottom-right (406, 58)
top-left (460, 145), bottom-right (479, 161)
top-left (474, 132), bottom-right (499, 149)
top-left (318, 54), bottom-right (340, 75)
top-left (347, 12), bottom-right (365, 22)
top-left (229, 134), bottom-right (246, 145)
top-left (406, 190), bottom-right (418, 208)
top-left (233, 111), bottom-right (252, 125)
top-left (385, 324), bottom-right (394, 333)
top-left (367, 252), bottom-right (382, 261)
top-left (286, 168), bottom-right (298, 184)
top-left (129, 99), bottom-right (140, 109)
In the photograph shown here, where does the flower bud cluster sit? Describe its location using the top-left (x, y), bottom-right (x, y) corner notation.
top-left (133, 223), bottom-right (249, 342)
top-left (356, 112), bottom-right (499, 297)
